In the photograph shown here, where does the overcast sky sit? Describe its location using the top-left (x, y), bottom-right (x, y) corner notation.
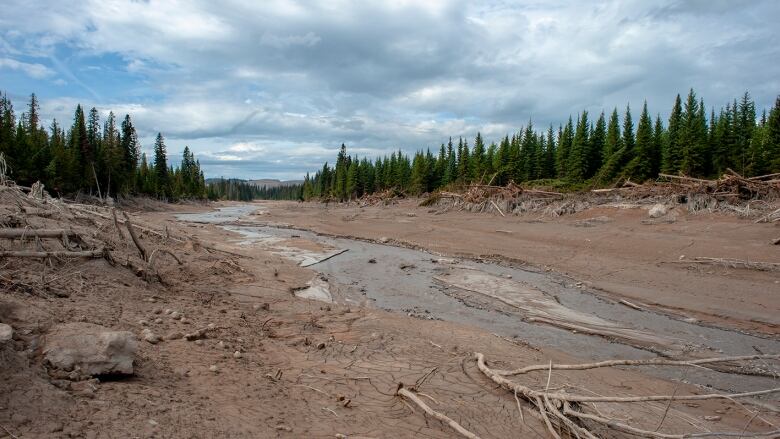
top-left (1, 0), bottom-right (779, 180)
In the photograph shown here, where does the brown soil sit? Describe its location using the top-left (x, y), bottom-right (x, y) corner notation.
top-left (258, 199), bottom-right (780, 336)
top-left (1, 197), bottom-right (778, 438)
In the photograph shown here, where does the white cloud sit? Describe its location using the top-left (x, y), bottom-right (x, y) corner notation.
top-left (0, 57), bottom-right (55, 79)
top-left (1, 0), bottom-right (778, 179)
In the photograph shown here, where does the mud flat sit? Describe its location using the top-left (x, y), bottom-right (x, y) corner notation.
top-left (177, 204), bottom-right (780, 394)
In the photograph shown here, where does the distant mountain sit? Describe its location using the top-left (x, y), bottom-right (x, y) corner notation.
top-left (205, 177), bottom-right (303, 188)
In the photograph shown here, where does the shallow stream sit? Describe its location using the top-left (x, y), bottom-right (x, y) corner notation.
top-left (177, 204), bottom-right (780, 395)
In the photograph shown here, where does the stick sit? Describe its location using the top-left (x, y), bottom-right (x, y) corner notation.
top-left (122, 210), bottom-right (147, 262)
top-left (300, 248), bottom-right (349, 267)
top-left (397, 386), bottom-right (481, 439)
top-left (148, 248), bottom-right (183, 268)
top-left (0, 249), bottom-right (105, 259)
top-left (618, 299), bottom-right (644, 311)
top-left (495, 354), bottom-right (780, 376)
top-left (490, 200), bottom-right (506, 217)
top-left (658, 174), bottom-right (716, 184)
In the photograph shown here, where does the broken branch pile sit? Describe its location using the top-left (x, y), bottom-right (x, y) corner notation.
top-left (398, 353), bottom-right (780, 439)
top-left (422, 171), bottom-right (780, 218)
top-left (0, 175), bottom-right (209, 295)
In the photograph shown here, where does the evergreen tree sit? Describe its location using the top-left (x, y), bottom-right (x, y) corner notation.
top-left (603, 108), bottom-right (621, 162)
top-left (556, 118), bottom-right (573, 178)
top-left (767, 96), bottom-right (780, 172)
top-left (588, 112), bottom-right (606, 178)
top-left (568, 112), bottom-right (589, 181)
top-left (663, 94), bottom-right (683, 174)
top-left (152, 133), bottom-right (169, 197)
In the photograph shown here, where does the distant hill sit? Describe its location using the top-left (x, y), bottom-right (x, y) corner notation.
top-left (247, 179), bottom-right (304, 188)
top-left (205, 178), bottom-right (303, 188)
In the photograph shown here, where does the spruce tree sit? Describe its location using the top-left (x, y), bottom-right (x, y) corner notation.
top-left (589, 112), bottom-right (606, 178)
top-left (603, 108), bottom-right (621, 162)
top-left (153, 133), bottom-right (169, 197)
top-left (663, 94), bottom-right (683, 174)
top-left (567, 112), bottom-right (589, 181)
top-left (556, 118), bottom-right (573, 178)
top-left (766, 96), bottom-right (780, 173)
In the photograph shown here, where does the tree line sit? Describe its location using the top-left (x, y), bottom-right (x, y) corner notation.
top-left (302, 89), bottom-right (780, 201)
top-left (0, 92), bottom-right (207, 200)
top-left (205, 178), bottom-right (303, 201)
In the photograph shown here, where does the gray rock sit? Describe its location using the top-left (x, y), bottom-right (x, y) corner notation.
top-left (166, 331), bottom-right (184, 340)
top-left (0, 323), bottom-right (12, 343)
top-left (142, 328), bottom-right (161, 344)
top-left (43, 323), bottom-right (136, 376)
top-left (648, 204), bottom-right (668, 218)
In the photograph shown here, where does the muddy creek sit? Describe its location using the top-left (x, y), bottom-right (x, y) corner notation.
top-left (177, 204), bottom-right (780, 396)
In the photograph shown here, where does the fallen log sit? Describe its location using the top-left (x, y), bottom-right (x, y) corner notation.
top-left (0, 229), bottom-right (80, 239)
top-left (0, 249), bottom-right (105, 259)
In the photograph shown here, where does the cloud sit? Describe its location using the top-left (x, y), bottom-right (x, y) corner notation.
top-left (1, 0), bottom-right (779, 179)
top-left (0, 57), bottom-right (55, 79)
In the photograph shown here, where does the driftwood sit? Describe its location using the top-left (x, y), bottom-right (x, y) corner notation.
top-left (474, 352), bottom-right (780, 439)
top-left (396, 386), bottom-right (481, 439)
top-left (490, 200), bottom-right (506, 217)
top-left (493, 353), bottom-right (780, 376)
top-left (300, 248), bottom-right (349, 267)
top-left (0, 249), bottom-right (105, 259)
top-left (0, 229), bottom-right (79, 239)
top-left (618, 298), bottom-right (643, 311)
top-left (122, 211), bottom-right (147, 262)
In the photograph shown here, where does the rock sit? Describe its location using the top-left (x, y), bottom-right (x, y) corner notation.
top-left (180, 317), bottom-right (190, 324)
top-left (207, 323), bottom-right (216, 329)
top-left (316, 342), bottom-right (326, 350)
top-left (170, 311), bottom-right (182, 320)
top-left (154, 318), bottom-right (163, 324)
top-left (43, 323), bottom-right (136, 376)
top-left (217, 340), bottom-right (228, 349)
top-left (153, 308), bottom-right (162, 315)
top-left (164, 309), bottom-right (173, 315)
top-left (194, 339), bottom-right (204, 346)
top-left (648, 204), bottom-right (668, 218)
top-left (166, 331), bottom-right (184, 341)
top-left (142, 328), bottom-right (162, 344)
top-left (208, 365), bottom-right (218, 373)
top-left (379, 237), bottom-right (390, 243)
top-left (233, 351), bottom-right (242, 359)
top-left (368, 258), bottom-right (377, 264)
top-left (0, 323), bottom-right (13, 343)
top-left (704, 415), bottom-right (721, 422)
top-left (138, 320), bottom-right (149, 326)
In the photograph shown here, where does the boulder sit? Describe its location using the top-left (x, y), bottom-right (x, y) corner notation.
top-left (43, 323), bottom-right (136, 376)
top-left (648, 204), bottom-right (668, 218)
top-left (0, 323), bottom-right (12, 343)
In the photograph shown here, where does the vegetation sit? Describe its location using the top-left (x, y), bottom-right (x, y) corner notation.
top-left (206, 178), bottom-right (302, 201)
top-left (0, 92), bottom-right (207, 200)
top-left (301, 89), bottom-right (780, 201)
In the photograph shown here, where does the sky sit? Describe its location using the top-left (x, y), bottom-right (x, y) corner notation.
top-left (1, 0), bottom-right (779, 180)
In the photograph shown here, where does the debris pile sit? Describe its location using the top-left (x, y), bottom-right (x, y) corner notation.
top-left (423, 171), bottom-right (780, 219)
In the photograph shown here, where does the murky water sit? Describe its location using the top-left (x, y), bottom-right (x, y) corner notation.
top-left (177, 205), bottom-right (780, 395)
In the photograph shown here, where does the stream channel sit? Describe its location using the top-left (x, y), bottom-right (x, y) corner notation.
top-left (177, 204), bottom-right (780, 397)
